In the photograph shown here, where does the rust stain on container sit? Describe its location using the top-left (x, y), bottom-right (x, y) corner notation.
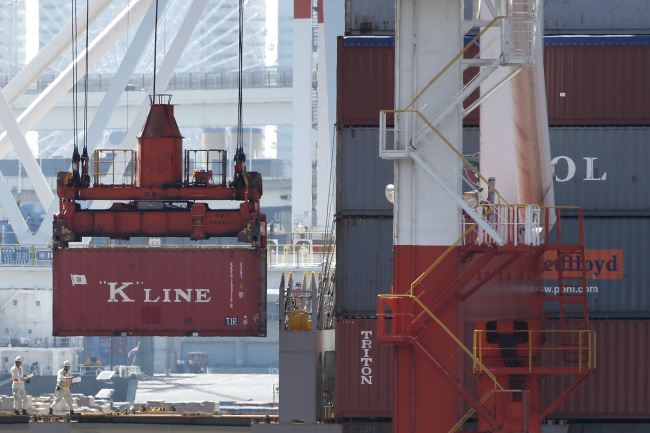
top-left (335, 318), bottom-right (393, 418)
top-left (53, 248), bottom-right (266, 337)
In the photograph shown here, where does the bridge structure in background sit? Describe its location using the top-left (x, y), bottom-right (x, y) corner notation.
top-left (0, 0), bottom-right (297, 249)
top-left (10, 70), bottom-right (293, 130)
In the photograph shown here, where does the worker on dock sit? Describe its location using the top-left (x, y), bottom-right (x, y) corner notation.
top-left (11, 355), bottom-right (30, 415)
top-left (49, 360), bottom-right (75, 415)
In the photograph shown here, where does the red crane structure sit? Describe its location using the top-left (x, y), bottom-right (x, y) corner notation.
top-left (53, 95), bottom-right (265, 249)
top-left (375, 1), bottom-right (596, 432)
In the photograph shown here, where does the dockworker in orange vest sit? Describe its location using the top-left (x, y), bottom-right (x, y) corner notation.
top-left (11, 356), bottom-right (30, 415)
top-left (49, 360), bottom-right (75, 415)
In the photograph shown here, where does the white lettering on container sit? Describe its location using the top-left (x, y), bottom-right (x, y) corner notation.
top-left (551, 155), bottom-right (606, 182)
top-left (360, 330), bottom-right (373, 385)
top-left (102, 282), bottom-right (211, 303)
top-left (144, 289), bottom-right (159, 302)
top-left (107, 282), bottom-right (135, 302)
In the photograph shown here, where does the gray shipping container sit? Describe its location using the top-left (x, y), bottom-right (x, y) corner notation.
top-left (544, 217), bottom-right (650, 318)
top-left (337, 127), bottom-right (394, 216)
top-left (345, 0), bottom-right (395, 35)
top-left (336, 217), bottom-right (393, 317)
top-left (550, 128), bottom-right (650, 213)
top-left (346, 1), bottom-right (650, 35)
top-left (544, 0), bottom-right (650, 34)
top-left (462, 127), bottom-right (650, 213)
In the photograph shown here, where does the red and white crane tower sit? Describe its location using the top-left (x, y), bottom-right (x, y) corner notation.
top-left (377, 1), bottom-right (595, 432)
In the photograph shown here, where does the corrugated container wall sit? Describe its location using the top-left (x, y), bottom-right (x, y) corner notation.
top-left (336, 217), bottom-right (393, 317)
top-left (543, 218), bottom-right (650, 318)
top-left (345, 0), bottom-right (650, 36)
top-left (463, 127), bottom-right (650, 213)
top-left (548, 127), bottom-right (650, 213)
top-left (336, 36), bottom-right (480, 127)
top-left (345, 0), bottom-right (395, 35)
top-left (542, 320), bottom-right (650, 419)
top-left (339, 37), bottom-right (650, 127)
top-left (543, 0), bottom-right (650, 34)
top-left (53, 248), bottom-right (267, 336)
top-left (337, 37), bottom-right (395, 127)
top-left (544, 43), bottom-right (650, 126)
top-left (337, 128), bottom-right (394, 216)
top-left (334, 318), bottom-right (392, 419)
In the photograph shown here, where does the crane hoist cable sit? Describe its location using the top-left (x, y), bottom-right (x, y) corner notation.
top-left (153, 0), bottom-right (159, 95)
top-left (232, 0), bottom-right (246, 188)
top-left (315, 128), bottom-right (337, 330)
top-left (71, 0), bottom-right (80, 185)
top-left (81, 0), bottom-right (90, 185)
top-left (70, 0), bottom-right (90, 187)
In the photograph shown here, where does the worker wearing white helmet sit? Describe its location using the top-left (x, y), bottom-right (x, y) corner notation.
top-left (10, 355), bottom-right (30, 415)
top-left (49, 360), bottom-right (75, 415)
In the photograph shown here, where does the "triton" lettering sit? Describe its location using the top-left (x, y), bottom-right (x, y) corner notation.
top-left (360, 330), bottom-right (373, 385)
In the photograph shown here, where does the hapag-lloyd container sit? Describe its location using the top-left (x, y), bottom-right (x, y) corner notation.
top-left (53, 248), bottom-right (266, 336)
top-left (542, 218), bottom-right (650, 318)
top-left (335, 318), bottom-right (393, 419)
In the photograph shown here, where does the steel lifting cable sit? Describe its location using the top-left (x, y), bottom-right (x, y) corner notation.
top-left (84, 1), bottom-right (89, 149)
top-left (71, 0), bottom-right (80, 183)
top-left (236, 0), bottom-right (244, 154)
top-left (81, 0), bottom-right (90, 184)
top-left (126, 0), bottom-right (130, 127)
top-left (230, 0), bottom-right (245, 188)
top-left (316, 128), bottom-right (337, 330)
top-left (71, 0), bottom-right (77, 143)
top-left (153, 0), bottom-right (159, 95)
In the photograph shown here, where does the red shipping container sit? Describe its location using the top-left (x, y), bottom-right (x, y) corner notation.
top-left (544, 45), bottom-right (650, 126)
top-left (335, 318), bottom-right (393, 419)
top-left (53, 248), bottom-right (266, 337)
top-left (336, 37), bottom-right (479, 127)
top-left (338, 39), bottom-right (650, 128)
top-left (337, 37), bottom-right (395, 127)
top-left (542, 320), bottom-right (650, 419)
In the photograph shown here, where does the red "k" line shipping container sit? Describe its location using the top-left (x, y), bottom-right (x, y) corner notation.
top-left (53, 247), bottom-right (267, 337)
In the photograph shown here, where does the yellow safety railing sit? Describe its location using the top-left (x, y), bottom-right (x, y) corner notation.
top-left (473, 329), bottom-right (597, 374)
top-left (379, 293), bottom-right (504, 392)
top-left (93, 149), bottom-right (136, 186)
top-left (378, 293), bottom-right (536, 433)
top-left (449, 389), bottom-right (529, 433)
top-left (405, 205), bottom-right (584, 297)
top-left (381, 108), bottom-right (510, 206)
top-left (380, 11), bottom-right (535, 205)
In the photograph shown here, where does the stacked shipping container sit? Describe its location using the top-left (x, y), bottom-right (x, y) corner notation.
top-left (334, 36), bottom-right (395, 424)
top-left (338, 36), bottom-right (650, 127)
top-left (336, 22), bottom-right (650, 429)
top-left (538, 37), bottom-right (650, 429)
top-left (462, 39), bottom-right (650, 429)
top-left (464, 124), bottom-right (650, 423)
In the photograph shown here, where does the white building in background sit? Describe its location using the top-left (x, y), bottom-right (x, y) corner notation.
top-left (0, 0), bottom-right (38, 76)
